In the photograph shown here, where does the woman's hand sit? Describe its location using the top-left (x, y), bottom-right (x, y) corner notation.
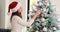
top-left (29, 10), bottom-right (42, 25)
top-left (34, 10), bottom-right (42, 17)
top-left (32, 10), bottom-right (42, 20)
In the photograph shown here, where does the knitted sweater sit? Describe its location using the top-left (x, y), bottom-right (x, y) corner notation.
top-left (11, 15), bottom-right (34, 32)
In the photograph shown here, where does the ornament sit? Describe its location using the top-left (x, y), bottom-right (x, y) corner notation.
top-left (52, 27), bottom-right (57, 31)
top-left (41, 18), bottom-right (46, 22)
top-left (43, 27), bottom-right (47, 32)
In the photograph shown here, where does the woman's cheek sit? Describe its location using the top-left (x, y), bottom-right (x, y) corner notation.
top-left (20, 7), bottom-right (23, 11)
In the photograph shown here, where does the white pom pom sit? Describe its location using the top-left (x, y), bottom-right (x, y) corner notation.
top-left (35, 31), bottom-right (39, 32)
top-left (53, 27), bottom-right (57, 30)
top-left (43, 8), bottom-right (47, 12)
top-left (41, 18), bottom-right (46, 22)
top-left (43, 27), bottom-right (47, 31)
top-left (39, 2), bottom-right (43, 6)
top-left (33, 5), bottom-right (37, 11)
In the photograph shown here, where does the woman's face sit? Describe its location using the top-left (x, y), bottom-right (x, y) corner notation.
top-left (18, 7), bottom-right (23, 13)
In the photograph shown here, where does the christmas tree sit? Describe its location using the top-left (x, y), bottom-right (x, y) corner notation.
top-left (27, 0), bottom-right (57, 32)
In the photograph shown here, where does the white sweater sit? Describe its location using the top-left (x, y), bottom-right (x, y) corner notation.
top-left (11, 15), bottom-right (34, 32)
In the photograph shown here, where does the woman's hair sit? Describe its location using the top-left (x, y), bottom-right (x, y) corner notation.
top-left (10, 11), bottom-right (22, 21)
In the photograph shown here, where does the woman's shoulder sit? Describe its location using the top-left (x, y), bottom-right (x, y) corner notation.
top-left (13, 15), bottom-right (19, 18)
top-left (12, 15), bottom-right (21, 20)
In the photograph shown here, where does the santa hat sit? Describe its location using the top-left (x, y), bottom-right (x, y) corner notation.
top-left (8, 1), bottom-right (21, 14)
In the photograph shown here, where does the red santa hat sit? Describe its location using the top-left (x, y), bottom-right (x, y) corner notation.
top-left (8, 1), bottom-right (21, 14)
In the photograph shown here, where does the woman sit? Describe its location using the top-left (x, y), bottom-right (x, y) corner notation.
top-left (8, 1), bottom-right (42, 32)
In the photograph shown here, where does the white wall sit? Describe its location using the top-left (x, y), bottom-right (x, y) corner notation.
top-left (0, 0), bottom-right (5, 29)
